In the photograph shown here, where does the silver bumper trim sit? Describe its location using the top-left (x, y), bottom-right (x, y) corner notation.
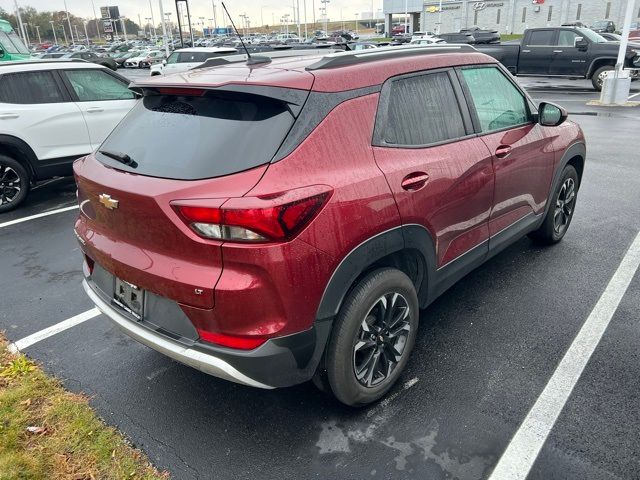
top-left (83, 280), bottom-right (274, 389)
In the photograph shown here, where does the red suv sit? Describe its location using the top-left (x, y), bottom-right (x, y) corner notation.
top-left (75, 46), bottom-right (586, 406)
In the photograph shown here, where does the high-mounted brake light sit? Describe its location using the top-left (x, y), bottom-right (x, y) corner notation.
top-left (156, 87), bottom-right (206, 96)
top-left (172, 185), bottom-right (332, 243)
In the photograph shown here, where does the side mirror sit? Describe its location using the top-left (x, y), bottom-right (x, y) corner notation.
top-left (0, 48), bottom-right (4, 57)
top-left (162, 59), bottom-right (167, 65)
top-left (538, 102), bottom-right (568, 127)
top-left (574, 36), bottom-right (588, 50)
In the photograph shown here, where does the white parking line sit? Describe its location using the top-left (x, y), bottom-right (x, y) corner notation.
top-left (629, 92), bottom-right (640, 100)
top-left (0, 205), bottom-right (78, 229)
top-left (489, 230), bottom-right (640, 480)
top-left (7, 308), bottom-right (101, 353)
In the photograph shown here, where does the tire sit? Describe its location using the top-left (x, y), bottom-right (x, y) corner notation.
top-left (528, 165), bottom-right (579, 245)
top-left (0, 155), bottom-right (30, 213)
top-left (322, 268), bottom-right (419, 407)
top-left (591, 65), bottom-right (614, 91)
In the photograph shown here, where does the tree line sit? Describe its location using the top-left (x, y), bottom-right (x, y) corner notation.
top-left (0, 5), bottom-right (140, 44)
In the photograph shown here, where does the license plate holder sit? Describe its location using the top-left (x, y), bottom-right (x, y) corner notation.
top-left (113, 277), bottom-right (145, 320)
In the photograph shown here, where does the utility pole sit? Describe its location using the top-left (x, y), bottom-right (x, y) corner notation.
top-left (63, 0), bottom-right (75, 44)
top-left (158, 0), bottom-right (170, 57)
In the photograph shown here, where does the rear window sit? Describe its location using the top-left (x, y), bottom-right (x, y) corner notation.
top-left (97, 91), bottom-right (295, 180)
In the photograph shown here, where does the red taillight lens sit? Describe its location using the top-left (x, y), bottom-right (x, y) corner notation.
top-left (197, 329), bottom-right (267, 350)
top-left (172, 185), bottom-right (332, 243)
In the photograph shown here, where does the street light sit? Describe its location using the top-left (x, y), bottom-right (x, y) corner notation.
top-left (320, 0), bottom-right (329, 34)
top-left (354, 13), bottom-right (358, 35)
top-left (83, 20), bottom-right (89, 46)
top-left (146, 17), bottom-right (153, 38)
top-left (35, 25), bottom-right (42, 44)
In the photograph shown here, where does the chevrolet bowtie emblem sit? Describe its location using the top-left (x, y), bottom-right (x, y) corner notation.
top-left (98, 194), bottom-right (119, 210)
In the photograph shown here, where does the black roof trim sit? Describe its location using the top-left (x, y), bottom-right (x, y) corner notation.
top-left (0, 58), bottom-right (89, 67)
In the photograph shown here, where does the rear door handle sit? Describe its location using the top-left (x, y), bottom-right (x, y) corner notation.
top-left (86, 107), bottom-right (104, 113)
top-left (401, 172), bottom-right (429, 191)
top-left (522, 49), bottom-right (531, 53)
top-left (553, 50), bottom-right (563, 53)
top-left (495, 145), bottom-right (512, 158)
top-left (0, 113), bottom-right (19, 119)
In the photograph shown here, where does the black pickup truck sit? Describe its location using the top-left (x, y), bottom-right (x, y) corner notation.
top-left (476, 27), bottom-right (640, 90)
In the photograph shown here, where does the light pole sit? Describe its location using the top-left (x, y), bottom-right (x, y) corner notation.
top-left (13, 0), bottom-right (28, 45)
top-left (63, 0), bottom-right (75, 44)
top-left (49, 20), bottom-right (57, 44)
top-left (149, 0), bottom-right (156, 41)
top-left (199, 16), bottom-right (205, 36)
top-left (91, 0), bottom-right (100, 41)
top-left (35, 25), bottom-right (41, 44)
top-left (354, 13), bottom-right (358, 35)
top-left (62, 23), bottom-right (68, 45)
top-left (146, 17), bottom-right (153, 37)
top-left (303, 0), bottom-right (308, 39)
top-left (24, 22), bottom-right (31, 46)
top-left (436, 0), bottom-right (443, 35)
top-left (120, 16), bottom-right (128, 41)
top-left (320, 0), bottom-right (329, 34)
top-left (74, 24), bottom-right (80, 44)
top-left (158, 0), bottom-right (170, 58)
top-left (83, 21), bottom-right (89, 45)
top-left (212, 1), bottom-right (218, 30)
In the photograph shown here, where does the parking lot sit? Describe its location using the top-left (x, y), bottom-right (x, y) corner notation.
top-left (1, 75), bottom-right (639, 479)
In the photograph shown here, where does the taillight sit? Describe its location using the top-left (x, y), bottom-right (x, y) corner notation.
top-left (197, 329), bottom-right (267, 350)
top-left (172, 185), bottom-right (332, 243)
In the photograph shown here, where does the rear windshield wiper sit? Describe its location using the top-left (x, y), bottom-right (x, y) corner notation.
top-left (98, 150), bottom-right (138, 168)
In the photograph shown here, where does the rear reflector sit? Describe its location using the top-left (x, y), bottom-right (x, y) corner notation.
top-left (197, 329), bottom-right (267, 350)
top-left (172, 185), bottom-right (332, 243)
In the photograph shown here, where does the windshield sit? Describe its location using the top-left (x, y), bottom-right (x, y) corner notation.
top-left (97, 91), bottom-right (295, 180)
top-left (592, 21), bottom-right (608, 28)
top-left (166, 52), bottom-right (179, 64)
top-left (0, 31), bottom-right (29, 55)
top-left (577, 27), bottom-right (608, 43)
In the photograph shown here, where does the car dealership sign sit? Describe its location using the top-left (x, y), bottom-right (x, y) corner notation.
top-left (473, 1), bottom-right (504, 10)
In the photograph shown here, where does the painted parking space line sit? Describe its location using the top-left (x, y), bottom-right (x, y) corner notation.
top-left (0, 205), bottom-right (78, 229)
top-left (7, 308), bottom-right (101, 353)
top-left (629, 92), bottom-right (640, 100)
top-left (489, 230), bottom-right (640, 480)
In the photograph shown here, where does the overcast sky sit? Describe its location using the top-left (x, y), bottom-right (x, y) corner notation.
top-left (4, 0), bottom-right (384, 28)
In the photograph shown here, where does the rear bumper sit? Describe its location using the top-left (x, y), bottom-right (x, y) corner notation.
top-left (83, 278), bottom-right (332, 388)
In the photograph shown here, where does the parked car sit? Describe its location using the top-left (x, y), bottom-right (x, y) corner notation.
top-left (112, 51), bottom-right (138, 67)
top-left (459, 27), bottom-right (500, 44)
top-left (137, 50), bottom-right (166, 68)
top-left (0, 60), bottom-right (138, 211)
top-left (591, 20), bottom-right (616, 33)
top-left (476, 27), bottom-right (640, 90)
top-left (392, 24), bottom-right (409, 35)
top-left (562, 21), bottom-right (587, 27)
top-left (124, 52), bottom-right (155, 68)
top-left (75, 45), bottom-right (585, 406)
top-left (409, 37), bottom-right (445, 46)
top-left (150, 47), bottom-right (238, 76)
top-left (61, 51), bottom-right (118, 71)
top-left (437, 32), bottom-right (476, 44)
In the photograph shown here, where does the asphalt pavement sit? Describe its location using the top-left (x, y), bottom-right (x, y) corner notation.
top-left (1, 74), bottom-right (639, 480)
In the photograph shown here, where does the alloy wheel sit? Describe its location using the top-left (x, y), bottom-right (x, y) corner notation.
top-left (0, 165), bottom-right (21, 206)
top-left (554, 177), bottom-right (576, 235)
top-left (353, 292), bottom-right (411, 388)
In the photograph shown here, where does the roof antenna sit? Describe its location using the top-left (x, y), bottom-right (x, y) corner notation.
top-left (221, 2), bottom-right (271, 66)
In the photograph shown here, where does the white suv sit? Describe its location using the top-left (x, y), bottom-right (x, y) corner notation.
top-left (0, 60), bottom-right (138, 212)
top-left (150, 47), bottom-right (238, 76)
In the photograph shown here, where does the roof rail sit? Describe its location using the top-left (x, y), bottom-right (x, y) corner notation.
top-left (0, 58), bottom-right (89, 67)
top-left (305, 44), bottom-right (477, 71)
top-left (192, 48), bottom-right (343, 70)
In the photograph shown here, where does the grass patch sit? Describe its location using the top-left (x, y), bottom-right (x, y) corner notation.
top-left (0, 334), bottom-right (168, 480)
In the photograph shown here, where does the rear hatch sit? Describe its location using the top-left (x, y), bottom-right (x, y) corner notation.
top-left (75, 84), bottom-right (309, 310)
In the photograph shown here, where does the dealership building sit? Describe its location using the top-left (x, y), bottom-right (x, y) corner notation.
top-left (382, 0), bottom-right (640, 35)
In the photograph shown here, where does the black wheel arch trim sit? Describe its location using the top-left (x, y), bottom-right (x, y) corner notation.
top-left (542, 141), bottom-right (586, 222)
top-left (0, 134), bottom-right (38, 180)
top-left (316, 224), bottom-right (437, 322)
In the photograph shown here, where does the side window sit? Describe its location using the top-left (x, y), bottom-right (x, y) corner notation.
top-left (63, 70), bottom-right (135, 102)
top-left (383, 72), bottom-right (467, 146)
top-left (556, 30), bottom-right (579, 47)
top-left (460, 67), bottom-right (530, 132)
top-left (0, 71), bottom-right (66, 104)
top-left (526, 30), bottom-right (555, 45)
